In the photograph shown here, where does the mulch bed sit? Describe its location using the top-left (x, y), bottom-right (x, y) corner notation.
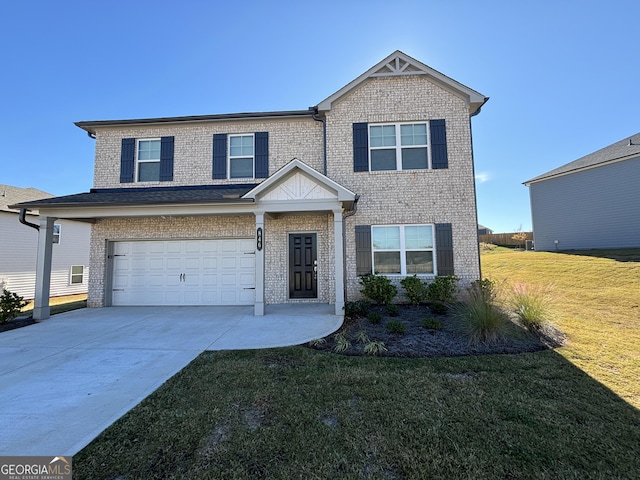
top-left (0, 316), bottom-right (36, 333)
top-left (309, 304), bottom-right (567, 358)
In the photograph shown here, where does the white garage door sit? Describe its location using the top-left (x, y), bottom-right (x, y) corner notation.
top-left (111, 239), bottom-right (255, 306)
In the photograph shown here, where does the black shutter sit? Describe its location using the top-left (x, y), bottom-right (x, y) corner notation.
top-left (353, 123), bottom-right (369, 172)
top-left (435, 223), bottom-right (454, 275)
top-left (159, 136), bottom-right (174, 182)
top-left (430, 119), bottom-right (448, 169)
top-left (255, 132), bottom-right (269, 178)
top-left (120, 138), bottom-right (135, 183)
top-left (213, 133), bottom-right (227, 179)
top-left (355, 225), bottom-right (372, 276)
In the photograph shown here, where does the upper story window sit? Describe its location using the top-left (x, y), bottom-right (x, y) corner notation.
top-left (372, 224), bottom-right (434, 275)
top-left (137, 139), bottom-right (161, 182)
top-left (370, 123), bottom-right (428, 171)
top-left (53, 223), bottom-right (61, 244)
top-left (229, 134), bottom-right (255, 179)
top-left (353, 119), bottom-right (448, 173)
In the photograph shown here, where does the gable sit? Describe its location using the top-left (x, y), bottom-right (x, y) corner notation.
top-left (259, 171), bottom-right (337, 201)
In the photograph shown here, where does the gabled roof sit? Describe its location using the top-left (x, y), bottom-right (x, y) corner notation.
top-left (524, 131), bottom-right (640, 185)
top-left (316, 50), bottom-right (488, 115)
top-left (10, 184), bottom-right (257, 210)
top-left (0, 184), bottom-right (52, 213)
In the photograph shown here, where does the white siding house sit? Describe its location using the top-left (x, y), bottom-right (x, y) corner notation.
top-left (0, 185), bottom-right (90, 299)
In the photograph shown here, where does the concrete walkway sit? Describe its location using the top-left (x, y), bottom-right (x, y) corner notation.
top-left (0, 305), bottom-right (342, 456)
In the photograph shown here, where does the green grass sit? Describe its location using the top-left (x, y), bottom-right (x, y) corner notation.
top-left (72, 249), bottom-right (640, 479)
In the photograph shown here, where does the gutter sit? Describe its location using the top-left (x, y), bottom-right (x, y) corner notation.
top-left (310, 106), bottom-right (327, 175)
top-left (341, 194), bottom-right (360, 304)
top-left (19, 209), bottom-right (40, 231)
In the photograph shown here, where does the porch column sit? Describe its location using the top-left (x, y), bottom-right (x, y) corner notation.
top-left (254, 211), bottom-right (265, 316)
top-left (33, 216), bottom-right (56, 320)
top-left (333, 209), bottom-right (345, 316)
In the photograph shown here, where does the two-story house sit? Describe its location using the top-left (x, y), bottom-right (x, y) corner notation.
top-left (14, 51), bottom-right (488, 320)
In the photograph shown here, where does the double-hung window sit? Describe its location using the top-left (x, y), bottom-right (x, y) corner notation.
top-left (53, 224), bottom-right (61, 244)
top-left (70, 265), bottom-right (84, 284)
top-left (137, 139), bottom-right (161, 182)
top-left (229, 134), bottom-right (255, 179)
top-left (369, 123), bottom-right (429, 171)
top-left (372, 225), bottom-right (434, 275)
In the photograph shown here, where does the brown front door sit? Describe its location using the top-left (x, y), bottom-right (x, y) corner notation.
top-left (289, 233), bottom-right (317, 298)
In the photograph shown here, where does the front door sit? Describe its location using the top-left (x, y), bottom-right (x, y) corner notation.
top-left (289, 233), bottom-right (317, 298)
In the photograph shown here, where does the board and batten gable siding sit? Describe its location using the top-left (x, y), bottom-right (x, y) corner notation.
top-left (93, 117), bottom-right (323, 189)
top-left (324, 75), bottom-right (481, 299)
top-left (529, 156), bottom-right (640, 251)
top-left (0, 213), bottom-right (90, 298)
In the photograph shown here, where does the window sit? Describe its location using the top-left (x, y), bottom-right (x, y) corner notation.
top-left (372, 225), bottom-right (434, 275)
top-left (70, 265), bottom-right (84, 284)
top-left (137, 139), bottom-right (161, 182)
top-left (370, 123), bottom-right (429, 171)
top-left (229, 134), bottom-right (254, 178)
top-left (53, 224), bottom-right (61, 244)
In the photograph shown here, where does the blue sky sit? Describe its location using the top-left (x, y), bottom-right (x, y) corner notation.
top-left (1, 0), bottom-right (638, 232)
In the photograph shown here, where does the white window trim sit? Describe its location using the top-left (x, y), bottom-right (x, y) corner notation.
top-left (70, 265), bottom-right (84, 285)
top-left (228, 133), bottom-right (255, 179)
top-left (371, 224), bottom-right (436, 276)
top-left (368, 122), bottom-right (431, 171)
top-left (53, 223), bottom-right (61, 245)
top-left (135, 138), bottom-right (161, 183)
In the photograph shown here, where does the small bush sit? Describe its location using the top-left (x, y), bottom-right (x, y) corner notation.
top-left (385, 320), bottom-right (406, 334)
top-left (363, 341), bottom-right (387, 356)
top-left (355, 330), bottom-right (370, 344)
top-left (429, 301), bottom-right (449, 315)
top-left (360, 274), bottom-right (397, 305)
top-left (508, 282), bottom-right (553, 330)
top-left (333, 333), bottom-right (351, 353)
top-left (0, 289), bottom-right (28, 324)
top-left (367, 311), bottom-right (383, 324)
top-left (454, 278), bottom-right (508, 345)
top-left (425, 275), bottom-right (459, 303)
top-left (386, 303), bottom-right (399, 317)
top-left (422, 317), bottom-right (443, 330)
top-left (345, 300), bottom-right (372, 318)
top-left (400, 275), bottom-right (426, 306)
top-left (480, 242), bottom-right (497, 252)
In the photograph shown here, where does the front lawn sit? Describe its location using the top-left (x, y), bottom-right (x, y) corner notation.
top-left (72, 249), bottom-right (640, 479)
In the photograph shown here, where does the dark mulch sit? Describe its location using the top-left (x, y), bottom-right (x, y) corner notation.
top-left (309, 304), bottom-right (567, 358)
top-left (0, 316), bottom-right (36, 333)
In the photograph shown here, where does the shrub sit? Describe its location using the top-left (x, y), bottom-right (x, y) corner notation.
top-left (386, 303), bottom-right (399, 317)
top-left (359, 274), bottom-right (397, 305)
top-left (400, 275), bottom-right (426, 306)
top-left (333, 333), bottom-right (351, 353)
top-left (0, 289), bottom-right (28, 324)
top-left (367, 311), bottom-right (383, 324)
top-left (345, 300), bottom-right (372, 318)
top-left (453, 278), bottom-right (508, 345)
top-left (385, 320), bottom-right (406, 334)
top-left (508, 282), bottom-right (553, 330)
top-left (363, 341), bottom-right (387, 356)
top-left (355, 330), bottom-right (370, 344)
top-left (429, 301), bottom-right (449, 315)
top-left (422, 317), bottom-right (443, 330)
top-left (425, 275), bottom-right (459, 303)
top-left (479, 242), bottom-right (497, 252)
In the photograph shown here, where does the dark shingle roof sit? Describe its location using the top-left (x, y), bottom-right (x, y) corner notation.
top-left (10, 184), bottom-right (258, 210)
top-left (1, 184), bottom-right (53, 213)
top-left (525, 131), bottom-right (640, 184)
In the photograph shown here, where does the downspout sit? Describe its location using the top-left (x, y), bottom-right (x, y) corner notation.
top-left (19, 209), bottom-right (40, 231)
top-left (341, 194), bottom-right (360, 304)
top-left (310, 106), bottom-right (327, 175)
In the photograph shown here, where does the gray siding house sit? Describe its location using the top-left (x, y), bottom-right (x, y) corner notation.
top-left (524, 132), bottom-right (640, 251)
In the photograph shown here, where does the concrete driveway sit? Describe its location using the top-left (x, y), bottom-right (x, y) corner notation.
top-left (0, 305), bottom-right (341, 456)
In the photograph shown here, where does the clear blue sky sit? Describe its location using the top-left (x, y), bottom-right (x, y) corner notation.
top-left (2, 0), bottom-right (638, 233)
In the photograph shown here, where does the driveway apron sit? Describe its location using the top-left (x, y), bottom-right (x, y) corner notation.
top-left (0, 306), bottom-right (341, 456)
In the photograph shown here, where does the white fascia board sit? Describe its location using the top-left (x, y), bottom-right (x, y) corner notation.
top-left (257, 199), bottom-right (344, 213)
top-left (36, 202), bottom-right (256, 219)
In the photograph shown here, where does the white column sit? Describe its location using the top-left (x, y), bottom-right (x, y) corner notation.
top-left (333, 209), bottom-right (345, 316)
top-left (33, 216), bottom-right (56, 320)
top-left (254, 211), bottom-right (265, 316)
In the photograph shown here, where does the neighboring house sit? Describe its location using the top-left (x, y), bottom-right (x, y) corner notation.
top-left (478, 224), bottom-right (493, 235)
top-left (13, 51), bottom-right (488, 319)
top-left (1, 184), bottom-right (90, 299)
top-left (524, 132), bottom-right (640, 251)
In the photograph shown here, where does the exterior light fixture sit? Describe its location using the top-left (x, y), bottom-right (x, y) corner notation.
top-left (257, 228), bottom-right (263, 251)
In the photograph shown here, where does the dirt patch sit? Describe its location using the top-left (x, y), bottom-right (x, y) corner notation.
top-left (309, 305), bottom-right (566, 358)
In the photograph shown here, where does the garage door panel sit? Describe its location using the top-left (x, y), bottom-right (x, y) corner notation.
top-left (112, 239), bottom-right (255, 306)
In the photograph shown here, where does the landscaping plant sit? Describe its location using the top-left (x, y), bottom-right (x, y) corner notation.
top-left (454, 278), bottom-right (508, 344)
top-left (425, 275), bottom-right (459, 304)
top-left (422, 317), bottom-right (443, 330)
top-left (385, 320), bottom-right (406, 334)
top-left (400, 275), bottom-right (426, 305)
top-left (359, 274), bottom-right (397, 305)
top-left (508, 282), bottom-right (553, 330)
top-left (0, 289), bottom-right (28, 324)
